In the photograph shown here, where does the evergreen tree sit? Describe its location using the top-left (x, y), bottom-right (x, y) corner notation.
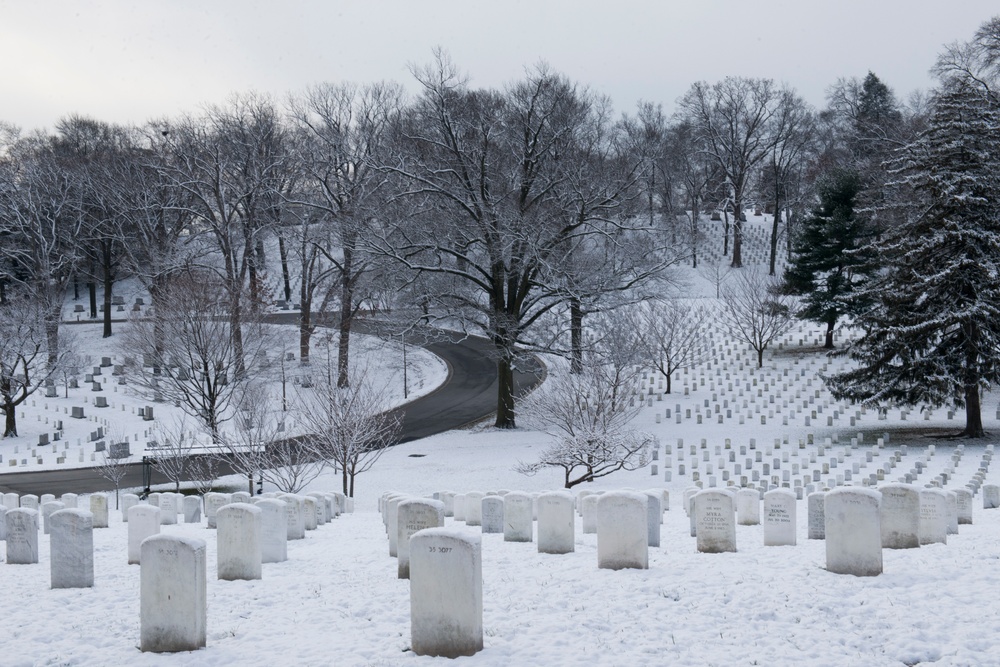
top-left (782, 168), bottom-right (875, 348)
top-left (827, 80), bottom-right (1000, 436)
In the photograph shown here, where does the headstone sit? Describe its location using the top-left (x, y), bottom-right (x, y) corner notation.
top-left (984, 484), bottom-right (1000, 509)
top-left (503, 492), bottom-right (533, 543)
top-left (283, 495), bottom-right (306, 540)
top-left (453, 494), bottom-right (466, 522)
top-left (945, 491), bottom-right (959, 535)
top-left (581, 494), bottom-right (600, 534)
top-left (5, 508), bottom-right (39, 564)
top-left (807, 492), bottom-right (825, 539)
top-left (537, 492), bottom-right (575, 554)
top-left (644, 492), bottom-right (662, 548)
top-left (3, 493), bottom-right (18, 510)
top-left (763, 489), bottom-right (796, 546)
top-left (919, 488), bottom-right (948, 545)
top-left (147, 492), bottom-right (161, 508)
top-left (597, 491), bottom-right (649, 570)
top-left (231, 491), bottom-right (252, 504)
top-left (397, 499), bottom-right (445, 579)
top-left (90, 493), bottom-right (109, 528)
top-left (60, 493), bottom-right (78, 509)
top-left (736, 488), bottom-right (760, 525)
top-left (302, 497), bottom-right (318, 531)
top-left (121, 493), bottom-right (139, 522)
top-left (954, 488), bottom-right (973, 525)
top-left (694, 490), bottom-right (736, 553)
top-left (41, 500), bottom-right (66, 535)
top-left (409, 528), bottom-right (483, 658)
top-left (183, 496), bottom-right (202, 523)
top-left (825, 487), bottom-right (882, 576)
top-left (480, 495), bottom-right (504, 534)
top-left (49, 509), bottom-right (94, 588)
top-left (216, 503), bottom-right (262, 581)
top-left (386, 496), bottom-right (407, 556)
top-left (257, 499), bottom-right (288, 564)
top-left (41, 493), bottom-right (55, 505)
top-left (20, 494), bottom-right (39, 511)
top-left (140, 535), bottom-right (207, 653)
top-left (128, 505), bottom-right (161, 565)
top-left (879, 483), bottom-right (920, 549)
top-left (204, 493), bottom-right (230, 529)
top-left (159, 493), bottom-right (177, 525)
top-left (464, 492), bottom-right (484, 527)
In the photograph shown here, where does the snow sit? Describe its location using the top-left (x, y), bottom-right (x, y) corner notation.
top-left (5, 214), bottom-right (1000, 665)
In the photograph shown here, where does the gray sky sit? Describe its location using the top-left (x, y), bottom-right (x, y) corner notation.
top-left (2, 0), bottom-right (996, 133)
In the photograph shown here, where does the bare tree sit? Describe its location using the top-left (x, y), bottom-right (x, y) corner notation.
top-left (297, 354), bottom-right (401, 497)
top-left (719, 267), bottom-right (795, 368)
top-left (639, 299), bottom-right (712, 394)
top-left (147, 414), bottom-right (199, 492)
top-left (95, 430), bottom-right (133, 509)
top-left (118, 273), bottom-right (268, 441)
top-left (515, 319), bottom-right (652, 488)
top-left (678, 77), bottom-right (784, 267)
top-left (697, 258), bottom-right (733, 298)
top-left (0, 295), bottom-right (70, 437)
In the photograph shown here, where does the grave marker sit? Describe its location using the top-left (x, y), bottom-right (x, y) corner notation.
top-left (49, 509), bottom-right (94, 588)
top-left (140, 535), bottom-right (207, 653)
top-left (763, 488), bottom-right (796, 546)
top-left (397, 499), bottom-right (445, 579)
top-left (694, 490), bottom-right (736, 553)
top-left (825, 487), bottom-right (882, 576)
top-left (502, 492), bottom-right (533, 543)
top-left (216, 503), bottom-right (262, 581)
top-left (257, 499), bottom-right (288, 564)
top-left (597, 492), bottom-right (649, 570)
top-left (128, 504), bottom-right (161, 564)
top-left (537, 492), bottom-right (574, 554)
top-left (5, 508), bottom-right (39, 564)
top-left (879, 483), bottom-right (920, 549)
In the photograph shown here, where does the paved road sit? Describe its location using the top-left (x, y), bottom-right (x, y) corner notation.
top-left (0, 324), bottom-right (542, 495)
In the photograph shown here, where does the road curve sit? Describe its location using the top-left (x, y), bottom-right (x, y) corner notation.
top-left (0, 323), bottom-right (543, 495)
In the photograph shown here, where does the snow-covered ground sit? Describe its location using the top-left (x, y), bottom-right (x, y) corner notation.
top-left (4, 214), bottom-right (1000, 665)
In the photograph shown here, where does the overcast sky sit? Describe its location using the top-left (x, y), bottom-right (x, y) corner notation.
top-left (2, 1), bottom-right (996, 134)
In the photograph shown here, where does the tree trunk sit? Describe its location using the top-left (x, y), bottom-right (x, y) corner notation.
top-left (102, 241), bottom-right (114, 338)
top-left (495, 354), bottom-right (516, 429)
top-left (690, 198), bottom-right (700, 269)
top-left (569, 298), bottom-right (583, 374)
top-left (964, 384), bottom-right (984, 437)
top-left (337, 256), bottom-right (355, 389)
top-left (768, 203), bottom-right (781, 276)
top-left (88, 282), bottom-right (97, 319)
top-left (3, 403), bottom-right (16, 438)
top-left (278, 233), bottom-right (292, 302)
top-left (756, 346), bottom-right (764, 368)
top-left (731, 195), bottom-right (744, 268)
top-left (824, 319), bottom-right (835, 349)
top-left (722, 209), bottom-right (730, 256)
top-left (299, 300), bottom-right (312, 366)
top-left (230, 298), bottom-right (246, 378)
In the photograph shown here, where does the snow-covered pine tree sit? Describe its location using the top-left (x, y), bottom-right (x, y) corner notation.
top-left (826, 79), bottom-right (1000, 437)
top-left (782, 168), bottom-right (876, 348)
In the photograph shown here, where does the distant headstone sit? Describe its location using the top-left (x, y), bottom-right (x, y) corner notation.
top-left (257, 499), bottom-right (288, 564)
top-left (216, 503), bottom-right (262, 581)
top-left (694, 490), bottom-right (737, 553)
top-left (60, 493), bottom-right (78, 509)
top-left (945, 491), bottom-right (959, 535)
top-left (581, 494), bottom-right (600, 534)
top-left (204, 493), bottom-right (230, 529)
top-left (808, 492), bottom-right (826, 540)
top-left (464, 492), bottom-right (484, 527)
top-left (480, 496), bottom-right (504, 534)
top-left (397, 499), bottom-right (445, 579)
top-left (159, 493), bottom-right (177, 525)
top-left (954, 488), bottom-right (973, 525)
top-left (983, 484), bottom-right (1000, 509)
top-left (644, 491), bottom-right (662, 547)
top-left (736, 488), bottom-right (760, 525)
top-left (3, 493), bottom-right (18, 510)
top-left (537, 492), bottom-right (575, 554)
top-left (825, 487), bottom-right (882, 576)
top-left (90, 493), bottom-right (109, 528)
top-left (41, 500), bottom-right (66, 535)
top-left (49, 509), bottom-right (94, 588)
top-left (5, 508), bottom-right (39, 564)
top-left (879, 483), bottom-right (920, 549)
top-left (121, 493), bottom-right (139, 522)
top-left (763, 489), bottom-right (796, 546)
top-left (302, 497), bottom-right (318, 531)
top-left (140, 535), bottom-right (207, 653)
top-left (183, 496), bottom-right (202, 524)
top-left (409, 528), bottom-right (483, 658)
top-left (128, 505), bottom-right (161, 565)
top-left (502, 492), bottom-right (533, 543)
top-left (919, 488), bottom-right (948, 545)
top-left (20, 494), bottom-right (39, 511)
top-left (597, 492), bottom-right (649, 570)
top-left (282, 495), bottom-right (305, 540)
top-left (231, 491), bottom-right (252, 504)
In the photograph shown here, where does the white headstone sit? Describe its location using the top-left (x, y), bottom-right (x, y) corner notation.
top-left (386, 495), bottom-right (407, 556)
top-left (480, 496), bottom-right (504, 534)
top-left (954, 488), bottom-right (973, 525)
top-left (140, 535), bottom-right (207, 653)
top-left (128, 504), bottom-right (161, 565)
top-left (20, 494), bottom-right (39, 511)
top-left (49, 509), bottom-right (94, 589)
top-left (216, 503), bottom-right (262, 581)
top-left (283, 495), bottom-right (306, 541)
top-left (644, 492), bottom-right (661, 547)
top-left (121, 493), bottom-right (139, 522)
top-left (807, 492), bottom-right (826, 540)
top-left (41, 500), bottom-right (66, 535)
top-left (60, 493), bottom-right (78, 509)
top-left (231, 491), bottom-right (252, 504)
top-left (503, 492), bottom-right (533, 543)
top-left (307, 493), bottom-right (329, 524)
top-left (2, 493), bottom-right (18, 510)
top-left (397, 499), bottom-right (445, 579)
top-left (5, 508), bottom-right (39, 564)
top-left (159, 493), bottom-right (177, 525)
top-left (597, 491), bottom-right (649, 570)
top-left (40, 493), bottom-right (56, 505)
top-left (204, 493), bottom-right (230, 529)
top-left (736, 488), bottom-right (760, 525)
top-left (581, 494), bottom-right (600, 534)
top-left (89, 493), bottom-right (109, 528)
top-left (694, 490), bottom-right (737, 553)
top-left (945, 491), bottom-right (959, 535)
top-left (983, 484), bottom-right (1000, 509)
top-left (257, 499), bottom-right (288, 564)
top-left (183, 496), bottom-right (202, 524)
top-left (919, 488), bottom-right (948, 545)
top-left (409, 528), bottom-right (483, 658)
top-left (464, 492), bottom-right (484, 527)
top-left (537, 492), bottom-right (574, 554)
top-left (453, 494), bottom-right (467, 522)
top-left (302, 497), bottom-right (318, 531)
top-left (0, 506), bottom-right (6, 540)
top-left (879, 483), bottom-right (920, 549)
top-left (763, 488), bottom-right (796, 546)
top-left (825, 487), bottom-right (882, 576)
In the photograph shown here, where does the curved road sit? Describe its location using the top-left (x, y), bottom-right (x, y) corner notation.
top-left (0, 324), bottom-right (543, 495)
